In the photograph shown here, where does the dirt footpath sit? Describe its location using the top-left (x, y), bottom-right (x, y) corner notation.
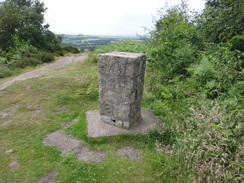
top-left (0, 53), bottom-right (87, 90)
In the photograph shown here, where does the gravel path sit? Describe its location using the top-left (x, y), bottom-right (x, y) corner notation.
top-left (0, 53), bottom-right (87, 90)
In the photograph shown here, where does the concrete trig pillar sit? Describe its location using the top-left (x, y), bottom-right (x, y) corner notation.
top-left (98, 52), bottom-right (146, 129)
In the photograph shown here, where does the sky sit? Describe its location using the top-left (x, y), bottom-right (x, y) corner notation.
top-left (1, 0), bottom-right (206, 35)
top-left (41, 0), bottom-right (206, 35)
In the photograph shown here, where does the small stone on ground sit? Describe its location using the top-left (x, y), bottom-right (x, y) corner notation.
top-left (38, 171), bottom-right (57, 183)
top-left (9, 161), bottom-right (20, 169)
top-left (5, 149), bottom-right (14, 154)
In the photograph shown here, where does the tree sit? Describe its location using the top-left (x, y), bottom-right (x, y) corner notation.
top-left (147, 2), bottom-right (200, 81)
top-left (199, 0), bottom-right (244, 43)
top-left (0, 1), bottom-right (21, 50)
top-left (0, 0), bottom-right (62, 51)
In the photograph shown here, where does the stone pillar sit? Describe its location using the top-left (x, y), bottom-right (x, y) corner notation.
top-left (98, 52), bottom-right (146, 129)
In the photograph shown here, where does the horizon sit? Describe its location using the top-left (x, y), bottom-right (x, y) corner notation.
top-left (58, 33), bottom-right (139, 37)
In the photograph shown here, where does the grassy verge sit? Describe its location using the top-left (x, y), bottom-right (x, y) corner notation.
top-left (0, 56), bottom-right (172, 183)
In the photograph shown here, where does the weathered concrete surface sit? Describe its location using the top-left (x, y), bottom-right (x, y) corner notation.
top-left (86, 108), bottom-right (161, 138)
top-left (43, 130), bottom-right (106, 163)
top-left (98, 52), bottom-right (146, 129)
top-left (43, 130), bottom-right (82, 152)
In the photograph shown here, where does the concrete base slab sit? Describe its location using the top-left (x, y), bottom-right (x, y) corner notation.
top-left (86, 108), bottom-right (162, 138)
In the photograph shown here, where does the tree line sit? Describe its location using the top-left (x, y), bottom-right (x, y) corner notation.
top-left (62, 38), bottom-right (120, 51)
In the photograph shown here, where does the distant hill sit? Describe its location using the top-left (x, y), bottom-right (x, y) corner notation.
top-left (60, 34), bottom-right (139, 51)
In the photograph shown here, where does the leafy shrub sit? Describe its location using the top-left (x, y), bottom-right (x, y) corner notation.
top-left (14, 40), bottom-right (38, 58)
top-left (34, 52), bottom-right (55, 63)
top-left (0, 65), bottom-right (11, 78)
top-left (150, 100), bottom-right (171, 116)
top-left (0, 36), bottom-right (39, 68)
top-left (7, 36), bottom-right (38, 59)
top-left (0, 56), bottom-right (7, 64)
top-left (187, 45), bottom-right (244, 99)
top-left (56, 51), bottom-right (65, 56)
top-left (13, 57), bottom-right (41, 68)
top-left (229, 35), bottom-right (244, 51)
top-left (147, 7), bottom-right (200, 81)
top-left (187, 55), bottom-right (215, 85)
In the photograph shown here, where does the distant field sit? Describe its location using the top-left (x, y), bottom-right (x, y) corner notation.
top-left (61, 34), bottom-right (139, 51)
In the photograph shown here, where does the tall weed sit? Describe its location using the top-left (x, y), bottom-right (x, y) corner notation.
top-left (176, 100), bottom-right (243, 182)
top-left (68, 69), bottom-right (99, 101)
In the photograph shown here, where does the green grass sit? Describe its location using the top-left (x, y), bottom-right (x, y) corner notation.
top-left (0, 57), bottom-right (170, 183)
top-left (2, 50), bottom-right (241, 182)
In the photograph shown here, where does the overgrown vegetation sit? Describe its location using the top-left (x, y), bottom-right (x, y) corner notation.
top-left (90, 0), bottom-right (244, 182)
top-left (0, 0), bottom-right (80, 78)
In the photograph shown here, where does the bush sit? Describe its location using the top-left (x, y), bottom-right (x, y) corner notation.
top-left (56, 51), bottom-right (65, 56)
top-left (146, 4), bottom-right (200, 81)
top-left (0, 65), bottom-right (11, 78)
top-left (63, 46), bottom-right (80, 53)
top-left (229, 35), bottom-right (244, 51)
top-left (187, 45), bottom-right (244, 100)
top-left (150, 100), bottom-right (171, 116)
top-left (34, 52), bottom-right (55, 63)
top-left (13, 57), bottom-right (41, 68)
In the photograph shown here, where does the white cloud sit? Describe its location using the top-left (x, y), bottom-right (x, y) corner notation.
top-left (42, 0), bottom-right (205, 35)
